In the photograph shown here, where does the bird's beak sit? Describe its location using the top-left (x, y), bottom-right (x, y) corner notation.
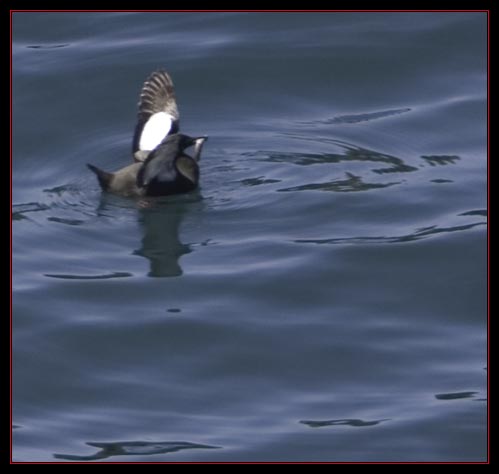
top-left (192, 136), bottom-right (208, 162)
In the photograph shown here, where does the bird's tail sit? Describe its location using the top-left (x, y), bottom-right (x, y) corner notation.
top-left (87, 164), bottom-right (112, 191)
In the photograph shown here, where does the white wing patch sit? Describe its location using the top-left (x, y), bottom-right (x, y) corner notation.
top-left (139, 112), bottom-right (173, 151)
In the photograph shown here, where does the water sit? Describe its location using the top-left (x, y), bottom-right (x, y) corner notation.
top-left (12, 12), bottom-right (487, 462)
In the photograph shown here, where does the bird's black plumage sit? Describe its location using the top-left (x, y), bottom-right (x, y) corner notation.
top-left (137, 134), bottom-right (200, 195)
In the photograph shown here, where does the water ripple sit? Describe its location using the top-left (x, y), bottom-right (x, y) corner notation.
top-left (300, 418), bottom-right (389, 428)
top-left (302, 107), bottom-right (412, 125)
top-left (240, 177), bottom-right (281, 186)
top-left (459, 210), bottom-right (487, 217)
top-left (47, 217), bottom-right (85, 226)
top-left (26, 44), bottom-right (70, 49)
top-left (294, 221), bottom-right (486, 246)
top-left (435, 391), bottom-right (478, 400)
top-left (278, 172), bottom-right (400, 193)
top-left (13, 185), bottom-right (95, 225)
top-left (53, 440), bottom-right (220, 461)
top-left (421, 155), bottom-right (461, 166)
top-left (12, 202), bottom-right (50, 220)
top-left (44, 272), bottom-right (132, 280)
top-left (251, 140), bottom-right (420, 175)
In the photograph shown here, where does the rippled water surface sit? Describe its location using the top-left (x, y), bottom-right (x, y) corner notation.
top-left (12, 12), bottom-right (487, 462)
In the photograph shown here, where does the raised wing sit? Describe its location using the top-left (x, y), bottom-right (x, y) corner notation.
top-left (132, 70), bottom-right (180, 159)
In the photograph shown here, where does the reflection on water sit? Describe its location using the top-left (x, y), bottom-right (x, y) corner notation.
top-left (44, 272), bottom-right (132, 280)
top-left (12, 186), bottom-right (96, 224)
top-left (421, 155), bottom-right (461, 166)
top-left (431, 179), bottom-right (453, 184)
top-left (256, 139), bottom-right (466, 180)
top-left (278, 172), bottom-right (400, 193)
top-left (294, 221), bottom-right (486, 246)
top-left (94, 192), bottom-right (199, 278)
top-left (26, 43), bottom-right (70, 49)
top-left (301, 107), bottom-right (412, 125)
top-left (254, 139), bottom-right (420, 175)
top-left (53, 440), bottom-right (220, 461)
top-left (12, 10), bottom-right (487, 462)
top-left (134, 197), bottom-right (200, 278)
top-left (247, 139), bottom-right (482, 244)
top-left (47, 216), bottom-right (85, 225)
top-left (240, 177), bottom-right (281, 187)
top-left (459, 210), bottom-right (487, 217)
top-left (12, 202), bottom-right (50, 220)
top-left (435, 391), bottom-right (478, 400)
top-left (300, 418), bottom-right (389, 428)
top-left (13, 189), bottom-right (201, 280)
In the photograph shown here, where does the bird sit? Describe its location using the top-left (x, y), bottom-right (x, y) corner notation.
top-left (87, 70), bottom-right (207, 197)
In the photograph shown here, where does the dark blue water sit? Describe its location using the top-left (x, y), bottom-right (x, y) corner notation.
top-left (12, 12), bottom-right (487, 462)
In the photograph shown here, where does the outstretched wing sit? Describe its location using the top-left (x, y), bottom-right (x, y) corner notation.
top-left (132, 70), bottom-right (180, 159)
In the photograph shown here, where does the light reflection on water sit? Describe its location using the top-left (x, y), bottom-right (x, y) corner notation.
top-left (12, 11), bottom-right (487, 462)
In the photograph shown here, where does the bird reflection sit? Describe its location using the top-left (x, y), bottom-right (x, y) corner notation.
top-left (134, 195), bottom-right (201, 278)
top-left (95, 192), bottom-right (201, 278)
